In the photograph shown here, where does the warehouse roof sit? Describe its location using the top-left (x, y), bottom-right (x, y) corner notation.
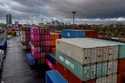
top-left (58, 38), bottom-right (125, 48)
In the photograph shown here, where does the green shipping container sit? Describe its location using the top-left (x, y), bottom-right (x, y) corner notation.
top-left (119, 45), bottom-right (125, 59)
top-left (96, 62), bottom-right (107, 78)
top-left (56, 50), bottom-right (96, 81)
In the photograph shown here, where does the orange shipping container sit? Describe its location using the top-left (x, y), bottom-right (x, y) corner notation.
top-left (51, 39), bottom-right (56, 46)
top-left (50, 32), bottom-right (60, 40)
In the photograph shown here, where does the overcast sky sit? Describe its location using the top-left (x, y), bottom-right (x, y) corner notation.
top-left (0, 0), bottom-right (125, 23)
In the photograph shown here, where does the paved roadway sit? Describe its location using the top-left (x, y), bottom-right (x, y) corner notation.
top-left (1, 37), bottom-right (42, 83)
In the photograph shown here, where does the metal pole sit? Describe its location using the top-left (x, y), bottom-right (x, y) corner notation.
top-left (72, 11), bottom-right (76, 24)
top-left (73, 14), bottom-right (75, 24)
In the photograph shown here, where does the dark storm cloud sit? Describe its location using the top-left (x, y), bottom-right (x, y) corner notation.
top-left (0, 0), bottom-right (125, 20)
top-left (46, 0), bottom-right (125, 18)
top-left (0, 0), bottom-right (50, 19)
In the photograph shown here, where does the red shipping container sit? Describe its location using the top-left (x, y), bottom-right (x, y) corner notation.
top-left (66, 68), bottom-right (83, 83)
top-left (50, 47), bottom-right (56, 53)
top-left (31, 47), bottom-right (40, 53)
top-left (85, 80), bottom-right (96, 83)
top-left (31, 27), bottom-right (40, 33)
top-left (117, 73), bottom-right (125, 83)
top-left (118, 59), bottom-right (125, 73)
top-left (31, 33), bottom-right (41, 42)
top-left (55, 62), bottom-right (96, 83)
top-left (41, 36), bottom-right (51, 41)
top-left (31, 52), bottom-right (41, 60)
top-left (86, 31), bottom-right (97, 38)
top-left (31, 27), bottom-right (41, 42)
top-left (46, 46), bottom-right (51, 52)
top-left (31, 41), bottom-right (41, 47)
top-left (43, 41), bottom-right (51, 46)
top-left (31, 47), bottom-right (41, 60)
top-left (40, 29), bottom-right (49, 35)
top-left (35, 52), bottom-right (41, 60)
top-left (39, 53), bottom-right (46, 62)
top-left (46, 59), bottom-right (55, 69)
top-left (55, 62), bottom-right (68, 79)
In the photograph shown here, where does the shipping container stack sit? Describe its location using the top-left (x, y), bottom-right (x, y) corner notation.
top-left (20, 26), bottom-right (31, 52)
top-left (30, 26), bottom-right (42, 65)
top-left (40, 28), bottom-right (51, 55)
top-left (30, 26), bottom-right (53, 65)
top-left (45, 29), bottom-right (98, 83)
top-left (50, 32), bottom-right (61, 54)
top-left (20, 26), bottom-right (36, 66)
top-left (118, 44), bottom-right (125, 83)
top-left (55, 38), bottom-right (125, 83)
top-left (46, 32), bottom-right (61, 69)
top-left (61, 29), bottom-right (97, 38)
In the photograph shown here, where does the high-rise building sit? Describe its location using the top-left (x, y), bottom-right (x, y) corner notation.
top-left (6, 14), bottom-right (12, 25)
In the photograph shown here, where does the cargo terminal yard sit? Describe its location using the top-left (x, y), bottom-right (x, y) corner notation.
top-left (0, 24), bottom-right (124, 83)
top-left (0, 0), bottom-right (125, 83)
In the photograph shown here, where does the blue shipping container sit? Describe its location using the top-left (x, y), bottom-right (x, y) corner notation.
top-left (46, 70), bottom-right (67, 83)
top-left (26, 53), bottom-right (36, 65)
top-left (61, 29), bottom-right (85, 38)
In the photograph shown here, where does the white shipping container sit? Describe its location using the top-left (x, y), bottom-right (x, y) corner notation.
top-left (96, 77), bottom-right (107, 83)
top-left (82, 65), bottom-right (91, 80)
top-left (108, 46), bottom-right (114, 60)
top-left (57, 40), bottom-right (91, 64)
top-left (57, 38), bottom-right (120, 65)
top-left (90, 48), bottom-right (96, 63)
top-left (107, 60), bottom-right (118, 75)
top-left (96, 47), bottom-right (103, 62)
top-left (101, 47), bottom-right (109, 61)
top-left (108, 46), bottom-right (118, 61)
top-left (112, 46), bottom-right (119, 60)
top-left (84, 48), bottom-right (91, 64)
top-left (107, 74), bottom-right (117, 83)
top-left (96, 74), bottom-right (117, 83)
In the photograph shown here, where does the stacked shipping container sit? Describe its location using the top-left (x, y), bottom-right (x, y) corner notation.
top-left (118, 44), bottom-right (125, 83)
top-left (40, 28), bottom-right (51, 54)
top-left (55, 38), bottom-right (125, 83)
top-left (61, 29), bottom-right (97, 38)
top-left (20, 26), bottom-right (31, 51)
top-left (46, 32), bottom-right (61, 69)
top-left (31, 26), bottom-right (42, 63)
top-left (30, 27), bottom-right (52, 64)
top-left (50, 32), bottom-right (61, 53)
top-left (20, 27), bottom-right (125, 83)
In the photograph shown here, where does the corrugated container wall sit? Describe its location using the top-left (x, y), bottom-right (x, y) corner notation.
top-left (61, 29), bottom-right (85, 38)
top-left (56, 38), bottom-right (120, 65)
top-left (56, 38), bottom-right (125, 82)
top-left (46, 70), bottom-right (68, 83)
top-left (61, 29), bottom-right (97, 38)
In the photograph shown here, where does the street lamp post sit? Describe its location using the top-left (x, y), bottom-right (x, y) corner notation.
top-left (72, 11), bottom-right (76, 24)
